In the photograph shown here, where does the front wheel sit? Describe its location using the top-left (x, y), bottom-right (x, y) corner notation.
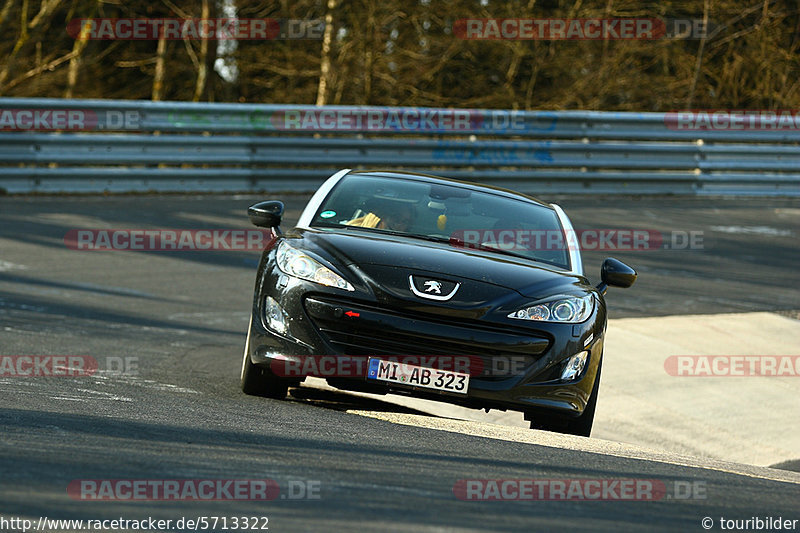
top-left (240, 316), bottom-right (289, 399)
top-left (527, 358), bottom-right (602, 437)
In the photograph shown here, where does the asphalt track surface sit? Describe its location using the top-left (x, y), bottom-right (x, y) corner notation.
top-left (0, 194), bottom-right (798, 532)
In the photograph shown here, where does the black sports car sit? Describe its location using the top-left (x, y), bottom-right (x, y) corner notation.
top-left (241, 169), bottom-right (636, 436)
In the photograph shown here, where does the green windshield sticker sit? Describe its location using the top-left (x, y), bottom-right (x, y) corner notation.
top-left (320, 210), bottom-right (336, 218)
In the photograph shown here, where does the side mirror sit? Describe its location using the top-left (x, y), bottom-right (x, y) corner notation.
top-left (248, 201), bottom-right (284, 228)
top-left (597, 258), bottom-right (637, 295)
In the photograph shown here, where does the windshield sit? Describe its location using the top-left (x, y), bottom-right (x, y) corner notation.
top-left (310, 174), bottom-right (570, 270)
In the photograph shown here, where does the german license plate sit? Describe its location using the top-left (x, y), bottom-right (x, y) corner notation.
top-left (366, 358), bottom-right (469, 394)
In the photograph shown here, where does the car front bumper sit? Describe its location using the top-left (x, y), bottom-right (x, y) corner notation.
top-left (247, 269), bottom-right (606, 418)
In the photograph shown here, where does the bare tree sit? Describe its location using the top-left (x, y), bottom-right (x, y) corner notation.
top-left (316, 0), bottom-right (336, 105)
top-left (1, 0), bottom-right (799, 110)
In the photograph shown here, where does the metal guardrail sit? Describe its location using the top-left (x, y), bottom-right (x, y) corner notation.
top-left (1, 97), bottom-right (799, 195)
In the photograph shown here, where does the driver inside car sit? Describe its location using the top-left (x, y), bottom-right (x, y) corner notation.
top-left (345, 201), bottom-right (415, 232)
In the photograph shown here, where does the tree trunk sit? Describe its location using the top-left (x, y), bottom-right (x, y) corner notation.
top-left (0, 0), bottom-right (14, 31)
top-left (363, 1), bottom-right (374, 105)
top-left (152, 28), bottom-right (167, 101)
top-left (64, 1), bottom-right (99, 99)
top-left (192, 0), bottom-right (209, 101)
top-left (316, 0), bottom-right (336, 106)
top-left (686, 0), bottom-right (711, 107)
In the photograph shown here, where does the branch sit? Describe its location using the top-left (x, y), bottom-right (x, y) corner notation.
top-left (686, 0), bottom-right (710, 107)
top-left (1, 49), bottom-right (79, 92)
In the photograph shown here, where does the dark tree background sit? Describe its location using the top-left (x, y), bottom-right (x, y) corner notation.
top-left (1, 0), bottom-right (799, 110)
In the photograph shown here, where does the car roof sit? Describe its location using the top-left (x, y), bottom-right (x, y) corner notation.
top-left (346, 169), bottom-right (554, 209)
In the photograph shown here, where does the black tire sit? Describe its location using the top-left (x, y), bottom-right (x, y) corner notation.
top-left (527, 358), bottom-right (602, 437)
top-left (240, 317), bottom-right (289, 399)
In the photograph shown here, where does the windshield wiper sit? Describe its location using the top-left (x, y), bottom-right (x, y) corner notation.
top-left (478, 245), bottom-right (567, 269)
top-left (451, 237), bottom-right (560, 264)
top-left (338, 225), bottom-right (450, 243)
top-left (463, 242), bottom-right (531, 261)
top-left (333, 224), bottom-right (565, 267)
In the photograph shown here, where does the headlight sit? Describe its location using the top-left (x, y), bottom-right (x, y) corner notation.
top-left (507, 294), bottom-right (594, 323)
top-left (265, 296), bottom-right (288, 334)
top-left (560, 350), bottom-right (589, 381)
top-left (276, 241), bottom-right (354, 291)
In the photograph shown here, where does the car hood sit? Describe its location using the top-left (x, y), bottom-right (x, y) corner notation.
top-left (285, 228), bottom-right (588, 299)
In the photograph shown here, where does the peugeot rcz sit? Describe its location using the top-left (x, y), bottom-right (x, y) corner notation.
top-left (241, 169), bottom-right (636, 436)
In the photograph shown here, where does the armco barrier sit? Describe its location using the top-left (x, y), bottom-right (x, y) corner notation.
top-left (1, 98), bottom-right (798, 195)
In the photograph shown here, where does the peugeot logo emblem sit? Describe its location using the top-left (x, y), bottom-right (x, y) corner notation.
top-left (424, 280), bottom-right (442, 294)
top-left (408, 275), bottom-right (460, 301)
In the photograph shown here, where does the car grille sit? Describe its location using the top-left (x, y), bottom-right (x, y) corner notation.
top-left (319, 327), bottom-right (507, 357)
top-left (304, 296), bottom-right (549, 379)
